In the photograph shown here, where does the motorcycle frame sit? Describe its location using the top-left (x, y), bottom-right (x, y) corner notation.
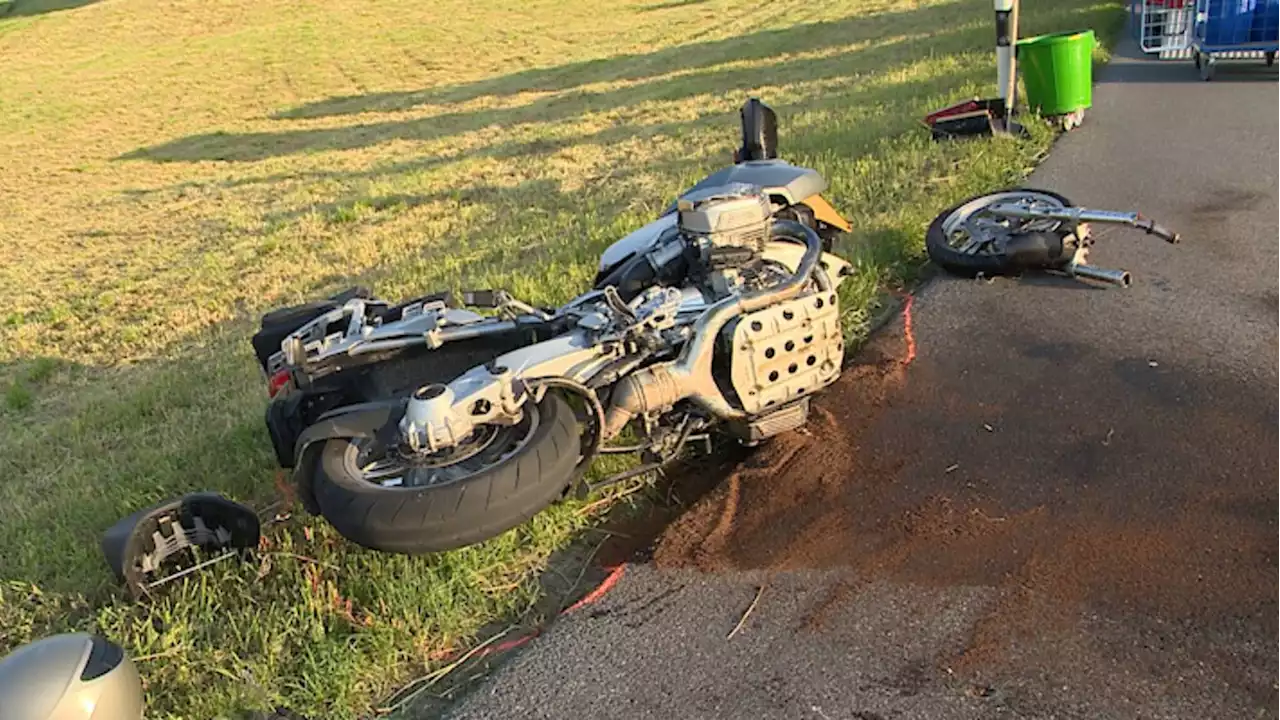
top-left (285, 226), bottom-right (849, 506)
top-left (397, 220), bottom-right (835, 454)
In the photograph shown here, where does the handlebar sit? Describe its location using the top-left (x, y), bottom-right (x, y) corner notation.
top-left (1134, 216), bottom-right (1180, 244)
top-left (988, 201), bottom-right (1182, 245)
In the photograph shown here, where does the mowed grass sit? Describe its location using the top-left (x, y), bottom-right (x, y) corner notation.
top-left (0, 0), bottom-right (1123, 716)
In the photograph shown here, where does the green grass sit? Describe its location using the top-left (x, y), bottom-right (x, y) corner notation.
top-left (0, 0), bottom-right (1124, 716)
top-left (4, 382), bottom-right (33, 411)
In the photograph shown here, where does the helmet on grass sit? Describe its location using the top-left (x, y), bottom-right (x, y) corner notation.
top-left (0, 633), bottom-right (143, 720)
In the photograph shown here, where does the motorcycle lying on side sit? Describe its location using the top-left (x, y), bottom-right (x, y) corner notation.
top-left (252, 99), bottom-right (856, 554)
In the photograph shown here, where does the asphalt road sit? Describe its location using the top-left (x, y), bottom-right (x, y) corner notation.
top-left (442, 37), bottom-right (1278, 720)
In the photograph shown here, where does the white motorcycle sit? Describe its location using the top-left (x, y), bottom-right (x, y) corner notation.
top-left (252, 99), bottom-right (855, 553)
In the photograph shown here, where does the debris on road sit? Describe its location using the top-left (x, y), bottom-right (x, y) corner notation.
top-left (727, 585), bottom-right (765, 639)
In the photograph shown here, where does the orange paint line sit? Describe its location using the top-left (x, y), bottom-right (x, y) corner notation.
top-left (562, 563), bottom-right (627, 614)
top-left (475, 631), bottom-right (539, 659)
top-left (432, 562), bottom-right (628, 668)
top-left (899, 292), bottom-right (917, 366)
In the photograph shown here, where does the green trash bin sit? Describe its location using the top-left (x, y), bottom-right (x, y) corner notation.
top-left (1017, 30), bottom-right (1095, 116)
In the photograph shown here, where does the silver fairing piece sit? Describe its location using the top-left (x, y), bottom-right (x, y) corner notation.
top-left (676, 160), bottom-right (826, 207)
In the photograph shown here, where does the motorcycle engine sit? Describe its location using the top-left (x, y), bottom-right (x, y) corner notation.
top-left (679, 186), bottom-right (844, 430)
top-left (677, 183), bottom-right (772, 298)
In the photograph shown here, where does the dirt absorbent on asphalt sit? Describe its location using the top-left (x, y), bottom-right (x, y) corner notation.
top-left (652, 321), bottom-right (1277, 703)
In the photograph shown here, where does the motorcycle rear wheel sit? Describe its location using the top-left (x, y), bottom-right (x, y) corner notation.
top-left (311, 393), bottom-right (581, 554)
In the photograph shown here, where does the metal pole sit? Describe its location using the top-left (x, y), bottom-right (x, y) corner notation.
top-left (1006, 0), bottom-right (1019, 114)
top-left (994, 0), bottom-right (1019, 116)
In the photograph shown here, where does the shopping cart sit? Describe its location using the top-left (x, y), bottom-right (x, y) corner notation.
top-left (1134, 0), bottom-right (1195, 55)
top-left (1191, 0), bottom-right (1278, 79)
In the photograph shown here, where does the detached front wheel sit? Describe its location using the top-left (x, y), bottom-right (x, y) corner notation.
top-left (925, 189), bottom-right (1074, 277)
top-left (312, 393), bottom-right (582, 554)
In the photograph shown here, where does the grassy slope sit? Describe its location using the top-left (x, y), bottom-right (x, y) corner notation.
top-left (0, 0), bottom-right (1123, 716)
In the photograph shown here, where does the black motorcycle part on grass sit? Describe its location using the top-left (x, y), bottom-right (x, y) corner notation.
top-left (266, 391), bottom-right (310, 467)
top-left (309, 392), bottom-right (582, 554)
top-left (924, 189), bottom-right (1075, 277)
top-left (737, 97), bottom-right (779, 162)
top-left (592, 243), bottom-right (692, 301)
top-left (772, 202), bottom-right (839, 253)
top-left (101, 492), bottom-right (260, 599)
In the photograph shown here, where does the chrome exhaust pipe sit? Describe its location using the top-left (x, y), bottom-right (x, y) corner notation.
top-left (1067, 264), bottom-right (1132, 288)
top-left (602, 219), bottom-right (823, 436)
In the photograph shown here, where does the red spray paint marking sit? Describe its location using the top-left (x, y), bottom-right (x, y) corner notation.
top-left (890, 288), bottom-right (921, 363)
top-left (436, 563), bottom-right (629, 666)
top-left (562, 564), bottom-right (627, 614)
top-left (475, 631), bottom-right (539, 659)
top-left (898, 292), bottom-right (917, 366)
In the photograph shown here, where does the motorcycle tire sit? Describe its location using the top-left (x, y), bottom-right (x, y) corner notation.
top-left (925, 189), bottom-right (1074, 277)
top-left (311, 393), bottom-right (581, 554)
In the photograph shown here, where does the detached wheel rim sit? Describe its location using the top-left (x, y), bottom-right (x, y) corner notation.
top-left (941, 191), bottom-right (1068, 256)
top-left (346, 406), bottom-right (542, 489)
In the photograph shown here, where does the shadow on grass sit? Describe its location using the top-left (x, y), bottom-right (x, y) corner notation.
top-left (638, 0), bottom-right (712, 10)
top-left (0, 0), bottom-right (97, 18)
top-left (120, 1), bottom-right (986, 163)
top-left (120, 0), bottom-right (1119, 166)
top-left (253, 61), bottom-right (974, 230)
top-left (270, 2), bottom-right (970, 120)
